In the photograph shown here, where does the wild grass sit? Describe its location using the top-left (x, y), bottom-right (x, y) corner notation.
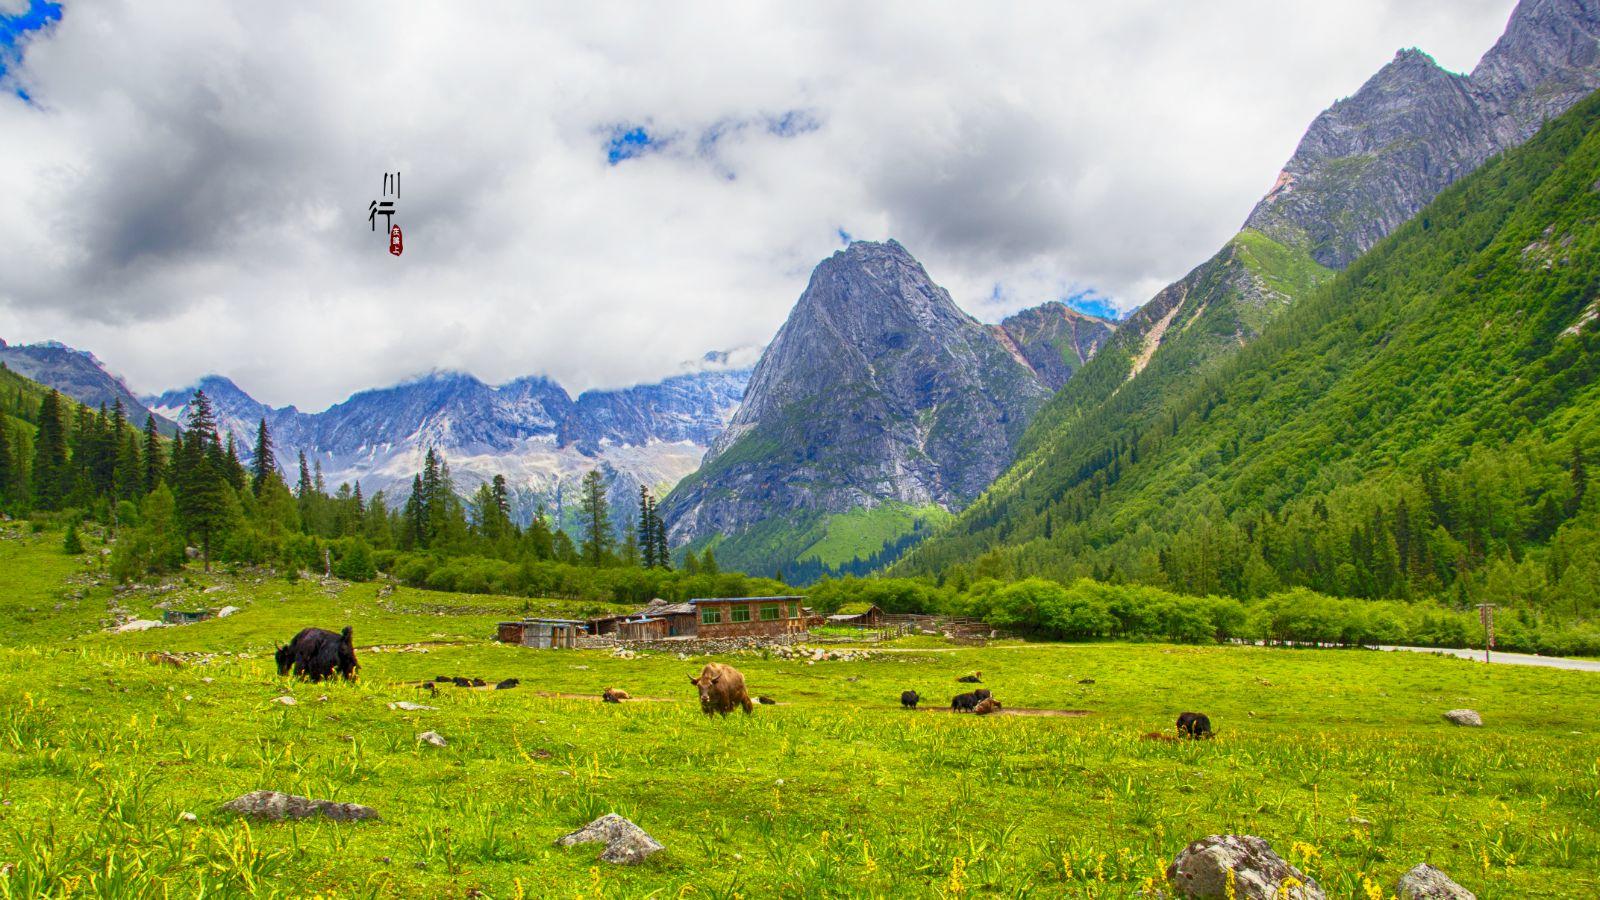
top-left (0, 526), bottom-right (1597, 897)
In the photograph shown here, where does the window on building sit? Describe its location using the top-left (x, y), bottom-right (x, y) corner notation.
top-left (789, 603), bottom-right (800, 618)
top-left (701, 607), bottom-right (722, 625)
top-left (730, 605), bottom-right (751, 623)
top-left (760, 604), bottom-right (780, 621)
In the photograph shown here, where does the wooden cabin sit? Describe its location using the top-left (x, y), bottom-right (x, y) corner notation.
top-left (162, 609), bottom-right (216, 625)
top-left (825, 602), bottom-right (885, 628)
top-left (496, 618), bottom-right (587, 649)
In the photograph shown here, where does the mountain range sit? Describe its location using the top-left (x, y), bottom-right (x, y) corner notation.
top-left (143, 359), bottom-right (751, 529)
top-left (0, 340), bottom-right (175, 434)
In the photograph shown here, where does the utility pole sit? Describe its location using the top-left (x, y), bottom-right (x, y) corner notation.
top-left (1477, 603), bottom-right (1497, 664)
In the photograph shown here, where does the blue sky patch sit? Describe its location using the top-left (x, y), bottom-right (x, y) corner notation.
top-left (1063, 289), bottom-right (1122, 321)
top-left (766, 109), bottom-right (820, 138)
top-left (605, 125), bottom-right (666, 165)
top-left (836, 228), bottom-right (853, 245)
top-left (0, 0), bottom-right (62, 100)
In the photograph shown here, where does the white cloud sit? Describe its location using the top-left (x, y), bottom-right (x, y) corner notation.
top-left (0, 0), bottom-right (1518, 409)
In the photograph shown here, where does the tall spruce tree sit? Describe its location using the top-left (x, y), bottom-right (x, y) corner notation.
top-left (578, 469), bottom-right (612, 566)
top-left (0, 418), bottom-right (13, 506)
top-left (176, 390), bottom-right (232, 570)
top-left (142, 414), bottom-right (165, 494)
top-left (638, 485), bottom-right (657, 568)
top-left (30, 390), bottom-right (69, 510)
top-left (251, 418), bottom-right (277, 495)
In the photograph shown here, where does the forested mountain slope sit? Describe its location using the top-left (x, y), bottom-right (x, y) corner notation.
top-left (895, 90), bottom-right (1600, 616)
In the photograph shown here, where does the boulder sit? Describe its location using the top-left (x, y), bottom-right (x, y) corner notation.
top-left (1443, 709), bottom-right (1483, 727)
top-left (1166, 835), bottom-right (1324, 899)
top-left (417, 731), bottom-right (448, 747)
top-left (556, 813), bottom-right (664, 864)
top-left (1396, 864), bottom-right (1475, 899)
top-left (222, 790), bottom-right (377, 822)
top-left (115, 619), bottom-right (166, 633)
top-left (216, 606), bottom-right (241, 618)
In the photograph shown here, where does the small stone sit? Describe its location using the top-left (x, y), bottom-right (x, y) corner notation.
top-left (1396, 864), bottom-right (1475, 899)
top-left (216, 605), bottom-right (241, 617)
top-left (1167, 834), bottom-right (1324, 899)
top-left (388, 701), bottom-right (436, 711)
top-left (179, 811), bottom-right (198, 823)
top-left (222, 790), bottom-right (377, 822)
top-left (1443, 709), bottom-right (1483, 727)
top-left (271, 696), bottom-right (297, 706)
top-left (555, 813), bottom-right (664, 864)
top-left (417, 731), bottom-right (448, 747)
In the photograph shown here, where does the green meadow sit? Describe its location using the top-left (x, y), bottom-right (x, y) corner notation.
top-left (2, 525), bottom-right (1598, 898)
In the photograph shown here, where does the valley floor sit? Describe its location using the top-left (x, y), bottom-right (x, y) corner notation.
top-left (1, 527), bottom-right (1597, 898)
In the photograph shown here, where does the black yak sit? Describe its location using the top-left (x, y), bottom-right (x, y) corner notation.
top-left (689, 662), bottom-right (753, 716)
top-left (1176, 712), bottom-right (1213, 738)
top-left (956, 671), bottom-right (983, 683)
top-left (901, 690), bottom-right (920, 709)
top-left (495, 678), bottom-right (520, 690)
top-left (274, 626), bottom-right (358, 683)
top-left (951, 688), bottom-right (992, 712)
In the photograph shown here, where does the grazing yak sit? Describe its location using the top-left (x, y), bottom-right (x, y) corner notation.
top-left (956, 671), bottom-right (983, 683)
top-left (274, 626), bottom-right (358, 683)
top-left (757, 696), bottom-right (777, 705)
top-left (689, 662), bottom-right (753, 716)
top-left (1176, 712), bottom-right (1214, 738)
top-left (494, 678), bottom-right (520, 690)
top-left (951, 688), bottom-right (992, 712)
top-left (972, 697), bottom-right (1002, 716)
top-left (901, 690), bottom-right (920, 709)
top-left (602, 687), bottom-right (630, 703)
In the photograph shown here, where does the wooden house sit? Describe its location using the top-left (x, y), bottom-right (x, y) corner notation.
top-left (825, 602), bottom-right (885, 627)
top-left (162, 609), bottom-right (216, 625)
top-left (496, 618), bottom-right (587, 649)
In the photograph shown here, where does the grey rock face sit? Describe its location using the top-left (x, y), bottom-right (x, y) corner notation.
top-left (1166, 835), bottom-right (1324, 899)
top-left (555, 813), bottom-right (664, 864)
top-left (222, 790), bottom-right (377, 822)
top-left (994, 301), bottom-right (1115, 391)
top-left (1246, 0), bottom-right (1600, 269)
top-left (1397, 863), bottom-right (1477, 899)
top-left (1444, 708), bottom-right (1484, 726)
top-left (663, 240), bottom-right (1053, 550)
top-left (416, 730), bottom-right (448, 747)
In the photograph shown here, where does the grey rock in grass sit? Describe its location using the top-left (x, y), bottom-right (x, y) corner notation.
top-left (388, 701), bottom-right (436, 711)
top-left (115, 619), bottom-right (165, 633)
top-left (222, 790), bottom-right (378, 822)
top-left (556, 813), bottom-right (663, 864)
top-left (1443, 709), bottom-right (1483, 727)
top-left (1396, 864), bottom-right (1475, 899)
top-left (1167, 835), bottom-right (1324, 899)
top-left (417, 730), bottom-right (448, 747)
top-left (216, 605), bottom-right (241, 617)
top-left (271, 696), bottom-right (297, 706)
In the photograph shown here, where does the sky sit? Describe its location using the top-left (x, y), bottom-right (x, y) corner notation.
top-left (0, 0), bottom-right (1521, 411)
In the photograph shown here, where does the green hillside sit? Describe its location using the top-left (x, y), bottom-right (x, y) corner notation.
top-left (896, 89), bottom-right (1600, 619)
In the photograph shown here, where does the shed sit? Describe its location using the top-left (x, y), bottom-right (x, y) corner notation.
top-left (497, 618), bottom-right (587, 649)
top-left (692, 596), bottom-right (809, 639)
top-left (825, 602), bottom-right (884, 627)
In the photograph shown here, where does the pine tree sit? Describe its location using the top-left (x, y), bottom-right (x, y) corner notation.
top-left (251, 418), bottom-right (277, 496)
top-left (1570, 445), bottom-right (1588, 517)
top-left (683, 549), bottom-right (699, 575)
top-left (0, 419), bottom-right (12, 507)
top-left (701, 547), bottom-right (719, 575)
top-left (223, 434), bottom-right (247, 492)
top-left (402, 475), bottom-right (426, 549)
top-left (142, 414), bottom-right (165, 494)
top-left (579, 469), bottom-right (612, 566)
top-left (654, 506), bottom-right (671, 571)
top-left (30, 390), bottom-right (69, 510)
top-left (638, 485), bottom-right (658, 568)
top-left (176, 392), bottom-right (233, 570)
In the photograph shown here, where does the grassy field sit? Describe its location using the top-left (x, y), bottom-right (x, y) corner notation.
top-left (1, 526), bottom-right (1598, 898)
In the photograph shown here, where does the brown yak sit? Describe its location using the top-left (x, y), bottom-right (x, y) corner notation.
top-left (602, 688), bottom-right (630, 703)
top-left (689, 662), bottom-right (753, 716)
top-left (972, 697), bottom-right (1002, 716)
